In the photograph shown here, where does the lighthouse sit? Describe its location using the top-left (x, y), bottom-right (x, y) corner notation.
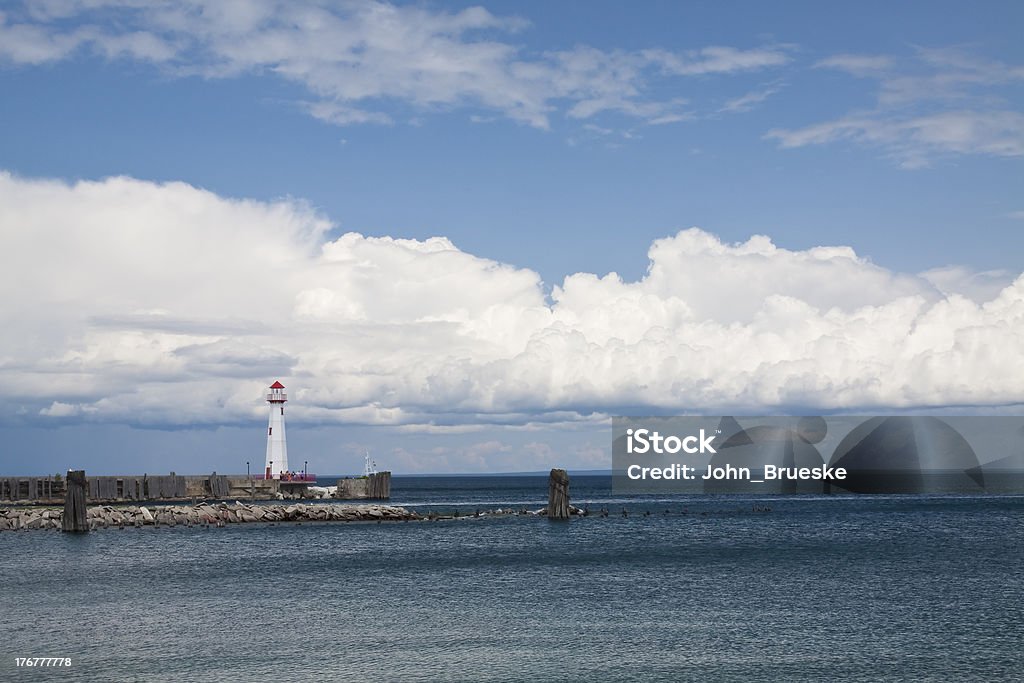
top-left (265, 381), bottom-right (288, 479)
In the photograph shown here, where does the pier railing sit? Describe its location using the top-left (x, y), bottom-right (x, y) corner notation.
top-left (252, 474), bottom-right (316, 482)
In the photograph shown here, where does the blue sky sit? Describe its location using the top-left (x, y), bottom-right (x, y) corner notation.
top-left (1, 0), bottom-right (1022, 474)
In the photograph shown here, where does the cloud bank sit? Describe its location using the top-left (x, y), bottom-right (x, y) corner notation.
top-left (2, 171), bottom-right (1022, 430)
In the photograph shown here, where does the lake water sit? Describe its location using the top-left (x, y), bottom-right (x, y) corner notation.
top-left (1, 475), bottom-right (1022, 682)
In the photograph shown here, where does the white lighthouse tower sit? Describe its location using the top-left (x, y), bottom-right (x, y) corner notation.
top-left (265, 380), bottom-right (288, 479)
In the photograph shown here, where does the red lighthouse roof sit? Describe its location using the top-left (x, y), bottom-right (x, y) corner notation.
top-left (270, 381), bottom-right (285, 389)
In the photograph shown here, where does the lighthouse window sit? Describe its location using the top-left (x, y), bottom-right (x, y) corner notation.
top-left (268, 427), bottom-right (272, 435)
top-left (281, 407), bottom-right (284, 415)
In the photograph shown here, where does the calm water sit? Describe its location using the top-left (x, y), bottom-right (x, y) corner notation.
top-left (1, 475), bottom-right (1022, 682)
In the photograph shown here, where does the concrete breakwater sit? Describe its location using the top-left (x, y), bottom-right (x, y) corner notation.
top-left (0, 501), bottom-right (420, 532)
top-left (1, 471), bottom-right (393, 505)
top-left (336, 472), bottom-right (391, 499)
top-left (0, 474), bottom-right (277, 505)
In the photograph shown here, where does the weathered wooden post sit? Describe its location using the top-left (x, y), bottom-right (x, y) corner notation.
top-left (548, 468), bottom-right (570, 520)
top-left (62, 469), bottom-right (88, 533)
top-left (368, 472), bottom-right (392, 499)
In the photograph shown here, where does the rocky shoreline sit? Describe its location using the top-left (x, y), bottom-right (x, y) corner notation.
top-left (0, 501), bottom-right (421, 531)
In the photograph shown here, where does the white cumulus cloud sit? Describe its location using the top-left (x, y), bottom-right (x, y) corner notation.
top-left (1, 171), bottom-right (1023, 430)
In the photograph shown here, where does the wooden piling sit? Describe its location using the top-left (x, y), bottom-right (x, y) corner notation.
top-left (367, 472), bottom-right (392, 499)
top-left (62, 469), bottom-right (89, 533)
top-left (548, 468), bottom-right (570, 519)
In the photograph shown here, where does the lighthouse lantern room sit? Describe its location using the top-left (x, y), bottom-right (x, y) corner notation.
top-left (265, 381), bottom-right (288, 479)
